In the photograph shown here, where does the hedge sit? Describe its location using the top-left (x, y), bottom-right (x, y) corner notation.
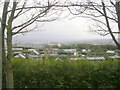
top-left (2, 59), bottom-right (120, 88)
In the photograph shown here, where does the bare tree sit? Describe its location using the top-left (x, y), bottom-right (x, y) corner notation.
top-left (67, 0), bottom-right (120, 49)
top-left (1, 0), bottom-right (63, 88)
top-left (2, 0), bottom-right (119, 88)
top-left (1, 0), bottom-right (86, 88)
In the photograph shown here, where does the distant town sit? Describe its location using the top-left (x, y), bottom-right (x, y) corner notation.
top-left (11, 42), bottom-right (120, 61)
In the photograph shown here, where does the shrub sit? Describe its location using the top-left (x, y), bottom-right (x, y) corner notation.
top-left (3, 58), bottom-right (119, 88)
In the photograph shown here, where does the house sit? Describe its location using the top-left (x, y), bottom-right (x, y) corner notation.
top-left (79, 54), bottom-right (85, 57)
top-left (12, 47), bottom-right (23, 51)
top-left (12, 47), bottom-right (23, 54)
top-left (59, 54), bottom-right (68, 57)
top-left (115, 50), bottom-right (120, 55)
top-left (82, 49), bottom-right (91, 53)
top-left (109, 55), bottom-right (120, 60)
top-left (62, 49), bottom-right (78, 56)
top-left (57, 44), bottom-right (61, 47)
top-left (46, 48), bottom-right (59, 56)
top-left (86, 57), bottom-right (105, 61)
top-left (58, 52), bottom-right (69, 56)
top-left (106, 50), bottom-right (115, 54)
top-left (38, 49), bottom-right (45, 57)
top-left (27, 49), bottom-right (41, 58)
top-left (63, 49), bottom-right (77, 53)
top-left (14, 53), bottom-right (26, 59)
top-left (28, 49), bottom-right (39, 55)
top-left (73, 52), bottom-right (79, 56)
top-left (12, 47), bottom-right (24, 57)
top-left (68, 57), bottom-right (84, 62)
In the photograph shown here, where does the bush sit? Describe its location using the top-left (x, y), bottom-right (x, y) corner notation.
top-left (3, 59), bottom-right (119, 88)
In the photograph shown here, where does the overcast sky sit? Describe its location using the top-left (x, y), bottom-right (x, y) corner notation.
top-left (0, 0), bottom-right (115, 44)
top-left (12, 17), bottom-right (111, 44)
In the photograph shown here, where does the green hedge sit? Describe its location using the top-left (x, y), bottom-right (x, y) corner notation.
top-left (3, 59), bottom-right (120, 88)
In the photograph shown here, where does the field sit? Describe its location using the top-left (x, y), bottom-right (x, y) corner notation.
top-left (2, 58), bottom-right (120, 88)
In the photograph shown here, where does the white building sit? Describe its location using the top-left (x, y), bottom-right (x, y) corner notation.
top-left (109, 55), bottom-right (120, 59)
top-left (82, 49), bottom-right (91, 53)
top-left (28, 49), bottom-right (39, 55)
top-left (14, 53), bottom-right (26, 59)
top-left (12, 47), bottom-right (23, 51)
top-left (73, 52), bottom-right (79, 56)
top-left (63, 49), bottom-right (77, 53)
top-left (86, 57), bottom-right (105, 61)
top-left (106, 50), bottom-right (115, 54)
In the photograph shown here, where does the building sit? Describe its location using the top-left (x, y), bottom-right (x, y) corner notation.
top-left (86, 57), bottom-right (105, 61)
top-left (46, 48), bottom-right (59, 56)
top-left (14, 53), bottom-right (26, 59)
top-left (63, 49), bottom-right (77, 53)
top-left (12, 47), bottom-right (23, 51)
top-left (27, 49), bottom-right (41, 58)
top-left (82, 49), bottom-right (91, 53)
top-left (106, 50), bottom-right (115, 54)
top-left (68, 58), bottom-right (84, 61)
top-left (109, 55), bottom-right (120, 60)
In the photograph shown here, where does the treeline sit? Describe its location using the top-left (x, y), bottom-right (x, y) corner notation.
top-left (44, 44), bottom-right (117, 50)
top-left (2, 59), bottom-right (120, 88)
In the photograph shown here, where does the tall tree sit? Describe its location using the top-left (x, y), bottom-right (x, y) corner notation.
top-left (1, 0), bottom-right (11, 88)
top-left (0, 17), bottom-right (2, 90)
top-left (67, 0), bottom-right (120, 49)
top-left (1, 0), bottom-right (62, 88)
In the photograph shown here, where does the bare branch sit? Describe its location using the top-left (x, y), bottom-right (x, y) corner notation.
top-left (12, 6), bottom-right (50, 31)
top-left (80, 15), bottom-right (107, 26)
top-left (14, 24), bottom-right (38, 35)
top-left (14, 1), bottom-right (27, 19)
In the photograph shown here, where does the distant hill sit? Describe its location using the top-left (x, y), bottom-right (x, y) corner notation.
top-left (13, 38), bottom-right (117, 48)
top-left (67, 38), bottom-right (116, 45)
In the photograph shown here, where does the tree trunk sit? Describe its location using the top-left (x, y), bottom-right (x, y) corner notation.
top-left (4, 1), bottom-right (17, 88)
top-left (1, 1), bottom-right (14, 89)
top-left (1, 0), bottom-right (9, 60)
top-left (4, 59), bottom-right (14, 88)
top-left (102, 2), bottom-right (120, 49)
top-left (116, 2), bottom-right (120, 32)
top-left (3, 24), bottom-right (14, 88)
top-left (116, 2), bottom-right (120, 51)
top-left (5, 20), bottom-right (14, 88)
top-left (0, 18), bottom-right (2, 90)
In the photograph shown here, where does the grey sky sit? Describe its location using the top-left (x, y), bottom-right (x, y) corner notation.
top-left (0, 0), bottom-right (116, 44)
top-left (13, 18), bottom-right (111, 44)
